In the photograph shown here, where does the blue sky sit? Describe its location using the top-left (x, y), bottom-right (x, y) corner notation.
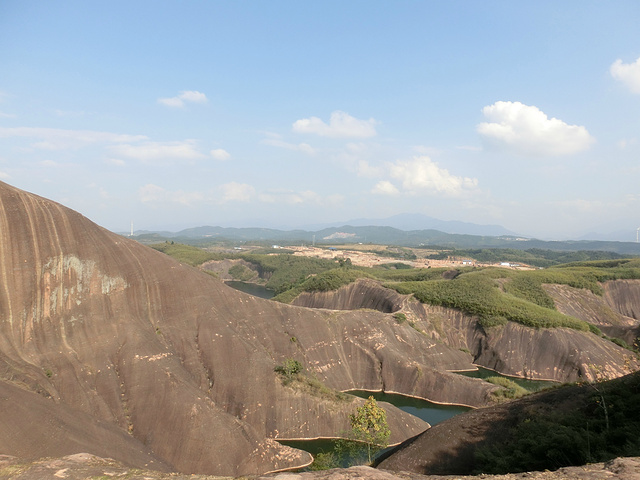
top-left (1, 1), bottom-right (639, 240)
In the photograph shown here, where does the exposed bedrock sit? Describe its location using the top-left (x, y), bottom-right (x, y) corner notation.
top-left (292, 278), bottom-right (405, 313)
top-left (405, 302), bottom-right (639, 383)
top-left (378, 372), bottom-right (640, 476)
top-left (545, 281), bottom-right (640, 346)
top-left (0, 181), bottom-right (501, 475)
top-left (291, 279), bottom-right (639, 383)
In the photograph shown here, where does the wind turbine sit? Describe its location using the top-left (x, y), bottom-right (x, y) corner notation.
top-left (637, 227), bottom-right (640, 243)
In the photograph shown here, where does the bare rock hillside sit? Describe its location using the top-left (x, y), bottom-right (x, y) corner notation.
top-left (0, 181), bottom-right (502, 475)
top-left (293, 279), bottom-right (639, 383)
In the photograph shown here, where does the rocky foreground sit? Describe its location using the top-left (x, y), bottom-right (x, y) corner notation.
top-left (1, 454), bottom-right (639, 480)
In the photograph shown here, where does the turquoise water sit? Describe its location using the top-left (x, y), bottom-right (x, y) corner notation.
top-left (457, 366), bottom-right (559, 391)
top-left (278, 390), bottom-right (470, 468)
top-left (347, 390), bottom-right (469, 425)
top-left (225, 280), bottom-right (275, 299)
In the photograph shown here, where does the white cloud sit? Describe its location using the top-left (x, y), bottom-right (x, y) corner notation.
top-left (259, 189), bottom-right (321, 205)
top-left (357, 159), bottom-right (383, 178)
top-left (220, 182), bottom-right (255, 203)
top-left (261, 138), bottom-right (315, 154)
top-left (372, 180), bottom-right (399, 196)
top-left (387, 156), bottom-right (478, 197)
top-left (111, 140), bottom-right (206, 163)
top-left (477, 101), bottom-right (594, 156)
top-left (210, 148), bottom-right (231, 161)
top-left (0, 170), bottom-right (10, 179)
top-left (158, 90), bottom-right (208, 108)
top-left (0, 111), bottom-right (15, 118)
top-left (292, 111), bottom-right (377, 138)
top-left (610, 56), bottom-right (640, 94)
top-left (0, 127), bottom-right (147, 150)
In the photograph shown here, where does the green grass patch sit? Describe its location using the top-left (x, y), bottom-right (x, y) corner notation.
top-left (388, 269), bottom-right (593, 331)
top-left (486, 376), bottom-right (530, 400)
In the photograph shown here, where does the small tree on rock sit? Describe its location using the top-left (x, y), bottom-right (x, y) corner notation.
top-left (348, 396), bottom-right (390, 464)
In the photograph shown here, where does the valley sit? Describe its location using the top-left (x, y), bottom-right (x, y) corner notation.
top-left (0, 180), bottom-right (639, 478)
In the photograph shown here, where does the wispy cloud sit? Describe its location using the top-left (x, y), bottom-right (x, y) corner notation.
top-left (261, 138), bottom-right (315, 154)
top-left (0, 127), bottom-right (147, 150)
top-left (138, 182), bottom-right (255, 206)
top-left (157, 90), bottom-right (208, 108)
top-left (292, 111), bottom-right (377, 138)
top-left (477, 101), bottom-right (594, 156)
top-left (110, 140), bottom-right (206, 163)
top-left (610, 56), bottom-right (640, 94)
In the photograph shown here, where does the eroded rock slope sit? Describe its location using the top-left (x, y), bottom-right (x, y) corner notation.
top-left (293, 278), bottom-right (639, 383)
top-left (0, 181), bottom-right (498, 475)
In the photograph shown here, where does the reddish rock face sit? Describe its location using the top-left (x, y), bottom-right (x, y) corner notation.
top-left (0, 181), bottom-right (497, 475)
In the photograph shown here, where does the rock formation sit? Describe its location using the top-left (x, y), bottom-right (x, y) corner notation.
top-left (292, 278), bottom-right (639, 383)
top-left (2, 454), bottom-right (639, 480)
top-left (0, 181), bottom-right (499, 475)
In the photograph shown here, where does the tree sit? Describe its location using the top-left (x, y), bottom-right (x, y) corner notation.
top-left (348, 396), bottom-right (390, 464)
top-left (274, 358), bottom-right (303, 382)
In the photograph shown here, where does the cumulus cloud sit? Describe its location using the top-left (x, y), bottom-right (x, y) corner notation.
top-left (477, 101), bottom-right (594, 156)
top-left (610, 56), bottom-right (640, 94)
top-left (158, 90), bottom-right (208, 108)
top-left (111, 140), bottom-right (206, 163)
top-left (372, 180), bottom-right (399, 196)
top-left (380, 156), bottom-right (478, 197)
top-left (210, 148), bottom-right (231, 161)
top-left (292, 111), bottom-right (377, 138)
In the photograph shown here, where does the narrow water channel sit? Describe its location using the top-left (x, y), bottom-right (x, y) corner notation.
top-left (457, 366), bottom-right (559, 391)
top-left (225, 280), bottom-right (275, 299)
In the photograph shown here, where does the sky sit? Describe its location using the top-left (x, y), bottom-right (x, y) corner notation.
top-left (1, 1), bottom-right (639, 241)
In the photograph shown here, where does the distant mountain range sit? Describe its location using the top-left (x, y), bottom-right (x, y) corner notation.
top-left (131, 221), bottom-right (640, 256)
top-left (298, 213), bottom-right (517, 237)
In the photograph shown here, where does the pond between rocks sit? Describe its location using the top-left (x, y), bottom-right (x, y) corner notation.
top-left (225, 280), bottom-right (275, 299)
top-left (457, 366), bottom-right (559, 391)
top-left (278, 390), bottom-right (470, 467)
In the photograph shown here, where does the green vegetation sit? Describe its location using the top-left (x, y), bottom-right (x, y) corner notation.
top-left (389, 269), bottom-right (594, 332)
top-left (474, 373), bottom-right (640, 474)
top-left (274, 358), bottom-right (350, 402)
top-left (151, 242), bottom-right (640, 338)
top-left (393, 312), bottom-right (407, 324)
top-left (486, 376), bottom-right (530, 400)
top-left (309, 396), bottom-right (391, 469)
top-left (151, 241), bottom-right (220, 266)
top-left (426, 247), bottom-right (629, 268)
top-left (274, 358), bottom-right (303, 381)
top-left (228, 263), bottom-right (255, 281)
top-left (273, 267), bottom-right (372, 303)
top-left (347, 396), bottom-right (391, 464)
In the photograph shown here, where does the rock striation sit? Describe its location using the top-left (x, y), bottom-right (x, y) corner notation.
top-left (293, 279), bottom-right (639, 383)
top-left (0, 181), bottom-right (500, 475)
